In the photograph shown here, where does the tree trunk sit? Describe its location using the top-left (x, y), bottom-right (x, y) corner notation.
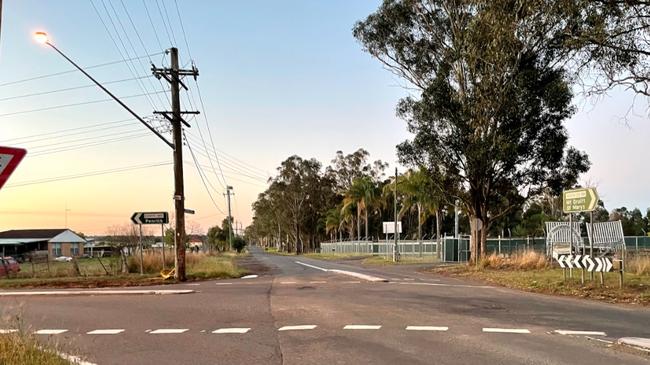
top-left (364, 207), bottom-right (369, 242)
top-left (357, 207), bottom-right (361, 241)
top-left (417, 204), bottom-right (422, 257)
top-left (436, 209), bottom-right (442, 259)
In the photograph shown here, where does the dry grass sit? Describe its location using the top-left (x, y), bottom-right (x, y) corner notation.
top-left (479, 251), bottom-right (549, 270)
top-left (627, 255), bottom-right (650, 275)
top-left (0, 332), bottom-right (70, 365)
top-left (127, 251), bottom-right (244, 277)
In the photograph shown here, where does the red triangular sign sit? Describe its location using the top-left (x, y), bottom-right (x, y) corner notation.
top-left (0, 146), bottom-right (27, 190)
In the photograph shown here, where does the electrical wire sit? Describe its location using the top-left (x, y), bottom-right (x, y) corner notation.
top-left (0, 118), bottom-right (135, 143)
top-left (183, 130), bottom-right (226, 214)
top-left (0, 90), bottom-right (166, 118)
top-left (173, 0), bottom-right (192, 60)
top-left (0, 75), bottom-right (151, 102)
top-left (142, 0), bottom-right (165, 50)
top-left (0, 52), bottom-right (164, 88)
top-left (28, 133), bottom-right (150, 157)
top-left (4, 161), bottom-right (172, 188)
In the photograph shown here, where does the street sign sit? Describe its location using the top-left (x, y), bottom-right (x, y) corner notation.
top-left (563, 188), bottom-right (599, 213)
top-left (382, 221), bottom-right (402, 234)
top-left (184, 209), bottom-right (196, 215)
top-left (555, 255), bottom-right (612, 272)
top-left (131, 212), bottom-right (169, 225)
top-left (0, 146), bottom-right (27, 190)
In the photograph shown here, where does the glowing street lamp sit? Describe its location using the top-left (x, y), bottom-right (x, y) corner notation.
top-left (33, 31), bottom-right (172, 148)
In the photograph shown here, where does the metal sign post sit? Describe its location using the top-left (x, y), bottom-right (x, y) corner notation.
top-left (131, 212), bottom-right (170, 274)
top-left (139, 224), bottom-right (143, 275)
top-left (161, 224), bottom-right (166, 271)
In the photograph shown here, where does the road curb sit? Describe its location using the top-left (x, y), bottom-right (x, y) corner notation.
top-left (617, 337), bottom-right (650, 352)
top-left (0, 289), bottom-right (195, 297)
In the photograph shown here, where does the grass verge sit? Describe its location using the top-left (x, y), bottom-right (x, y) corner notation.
top-left (362, 256), bottom-right (440, 265)
top-left (432, 264), bottom-right (650, 306)
top-left (0, 331), bottom-right (70, 365)
top-left (303, 253), bottom-right (374, 261)
top-left (1, 252), bottom-right (246, 289)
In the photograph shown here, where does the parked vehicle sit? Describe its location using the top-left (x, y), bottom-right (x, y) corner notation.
top-left (0, 257), bottom-right (21, 277)
top-left (54, 256), bottom-right (73, 262)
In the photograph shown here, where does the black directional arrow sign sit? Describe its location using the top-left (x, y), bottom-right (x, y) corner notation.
top-left (131, 212), bottom-right (169, 225)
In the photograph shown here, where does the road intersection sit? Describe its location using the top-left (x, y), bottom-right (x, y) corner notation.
top-left (0, 248), bottom-right (649, 364)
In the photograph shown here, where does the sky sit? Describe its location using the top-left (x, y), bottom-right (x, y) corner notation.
top-left (0, 0), bottom-right (648, 235)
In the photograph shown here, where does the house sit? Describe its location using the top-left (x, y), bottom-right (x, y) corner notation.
top-left (0, 229), bottom-right (86, 259)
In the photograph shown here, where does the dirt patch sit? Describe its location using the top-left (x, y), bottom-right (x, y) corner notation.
top-left (236, 255), bottom-right (274, 276)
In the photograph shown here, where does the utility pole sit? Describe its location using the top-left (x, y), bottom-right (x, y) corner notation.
top-left (224, 186), bottom-right (234, 251)
top-left (454, 199), bottom-right (459, 239)
top-left (393, 167), bottom-right (399, 262)
top-left (152, 47), bottom-right (199, 281)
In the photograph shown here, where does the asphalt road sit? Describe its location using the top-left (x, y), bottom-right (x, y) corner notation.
top-left (1, 247), bottom-right (649, 365)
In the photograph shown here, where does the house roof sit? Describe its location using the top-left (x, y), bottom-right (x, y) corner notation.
top-left (0, 229), bottom-right (85, 243)
top-left (0, 229), bottom-right (68, 239)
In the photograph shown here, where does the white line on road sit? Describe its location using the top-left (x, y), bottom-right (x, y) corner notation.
top-left (396, 282), bottom-right (493, 289)
top-left (150, 329), bottom-right (189, 334)
top-left (342, 281), bottom-right (361, 284)
top-left (35, 329), bottom-right (68, 335)
top-left (328, 269), bottom-right (388, 282)
top-left (295, 261), bottom-right (329, 272)
top-left (278, 325), bottom-right (317, 331)
top-left (241, 275), bottom-right (258, 279)
top-left (0, 329), bottom-right (17, 334)
top-left (554, 330), bottom-right (607, 336)
top-left (216, 283), bottom-right (233, 285)
top-left (309, 281), bottom-right (327, 284)
top-left (87, 329), bottom-right (125, 335)
top-left (344, 325), bottom-right (382, 330)
top-left (406, 326), bottom-right (448, 331)
top-left (213, 328), bottom-right (251, 334)
top-left (280, 281), bottom-right (297, 284)
top-left (0, 290), bottom-right (195, 296)
top-left (185, 283), bottom-right (201, 286)
top-left (483, 328), bottom-right (531, 334)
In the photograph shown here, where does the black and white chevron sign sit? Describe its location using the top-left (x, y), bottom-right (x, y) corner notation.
top-left (555, 255), bottom-right (613, 272)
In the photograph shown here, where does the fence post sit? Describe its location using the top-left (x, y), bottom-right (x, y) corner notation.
top-left (636, 237), bottom-right (639, 252)
top-left (498, 235), bottom-right (501, 256)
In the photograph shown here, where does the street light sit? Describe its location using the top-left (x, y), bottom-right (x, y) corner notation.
top-left (32, 31), bottom-right (172, 148)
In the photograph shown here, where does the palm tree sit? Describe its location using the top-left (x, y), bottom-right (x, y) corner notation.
top-left (343, 176), bottom-right (377, 241)
top-left (394, 168), bottom-right (441, 256)
top-left (325, 207), bottom-right (342, 242)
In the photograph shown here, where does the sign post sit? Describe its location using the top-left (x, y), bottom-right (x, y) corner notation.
top-left (0, 146), bottom-right (27, 190)
top-left (131, 212), bottom-right (170, 274)
top-left (562, 188), bottom-right (599, 283)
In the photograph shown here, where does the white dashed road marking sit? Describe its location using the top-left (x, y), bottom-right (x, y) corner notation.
top-left (87, 329), bottom-right (125, 335)
top-left (483, 328), bottom-right (530, 334)
top-left (278, 325), bottom-right (317, 331)
top-left (0, 329), bottom-right (17, 334)
top-left (342, 281), bottom-right (361, 284)
top-left (280, 281), bottom-right (297, 284)
top-left (185, 283), bottom-right (201, 286)
top-left (554, 330), bottom-right (607, 336)
top-left (216, 283), bottom-right (233, 285)
top-left (35, 329), bottom-right (68, 335)
top-left (344, 325), bottom-right (382, 330)
top-left (241, 275), bottom-right (258, 279)
top-left (309, 281), bottom-right (327, 284)
top-left (406, 326), bottom-right (448, 331)
top-left (213, 328), bottom-right (251, 334)
top-left (150, 329), bottom-right (189, 334)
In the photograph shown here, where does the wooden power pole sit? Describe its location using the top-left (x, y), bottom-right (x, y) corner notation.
top-left (152, 47), bottom-right (199, 281)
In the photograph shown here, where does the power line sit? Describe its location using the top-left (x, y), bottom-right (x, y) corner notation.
top-left (27, 128), bottom-right (143, 150)
top-left (142, 0), bottom-right (164, 50)
top-left (159, 0), bottom-right (178, 46)
top-left (0, 52), bottom-right (164, 88)
top-left (4, 161), bottom-right (171, 188)
top-left (173, 0), bottom-right (192, 60)
top-left (155, 0), bottom-right (174, 46)
top-left (183, 130), bottom-right (226, 215)
top-left (0, 90), bottom-right (166, 118)
top-left (184, 134), bottom-right (268, 180)
top-left (0, 75), bottom-right (151, 102)
top-left (185, 141), bottom-right (268, 183)
top-left (28, 133), bottom-right (150, 157)
top-left (0, 118), bottom-right (135, 143)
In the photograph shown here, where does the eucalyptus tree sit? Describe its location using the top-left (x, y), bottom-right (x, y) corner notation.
top-left (355, 0), bottom-right (590, 263)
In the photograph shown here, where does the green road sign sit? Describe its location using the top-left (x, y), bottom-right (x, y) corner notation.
top-left (563, 188), bottom-right (599, 213)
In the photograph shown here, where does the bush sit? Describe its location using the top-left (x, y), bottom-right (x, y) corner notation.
top-left (478, 251), bottom-right (548, 270)
top-left (627, 255), bottom-right (650, 275)
top-left (232, 237), bottom-right (247, 253)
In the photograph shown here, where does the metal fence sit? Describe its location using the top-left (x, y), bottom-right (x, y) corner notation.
top-left (320, 236), bottom-right (650, 262)
top-left (320, 240), bottom-right (439, 257)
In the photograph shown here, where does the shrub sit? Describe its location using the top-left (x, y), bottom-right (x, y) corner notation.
top-left (478, 251), bottom-right (548, 270)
